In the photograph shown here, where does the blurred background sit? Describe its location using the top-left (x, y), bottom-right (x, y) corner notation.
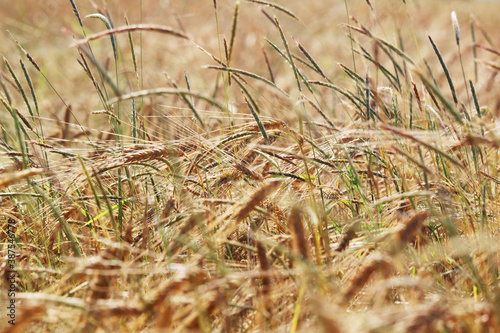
top-left (1, 0), bottom-right (500, 130)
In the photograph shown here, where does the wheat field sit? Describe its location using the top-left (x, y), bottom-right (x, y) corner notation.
top-left (1, 0), bottom-right (500, 332)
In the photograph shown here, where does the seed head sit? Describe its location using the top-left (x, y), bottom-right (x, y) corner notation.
top-left (451, 11), bottom-right (460, 46)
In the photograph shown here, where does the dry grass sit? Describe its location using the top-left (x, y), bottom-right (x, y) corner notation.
top-left (1, 0), bottom-right (500, 332)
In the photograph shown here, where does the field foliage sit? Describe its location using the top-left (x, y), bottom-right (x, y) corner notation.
top-left (1, 0), bottom-right (500, 332)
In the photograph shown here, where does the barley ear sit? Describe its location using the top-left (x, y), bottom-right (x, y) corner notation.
top-left (289, 206), bottom-right (310, 261)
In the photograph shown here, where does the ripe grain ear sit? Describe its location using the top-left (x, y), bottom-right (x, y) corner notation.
top-left (396, 211), bottom-right (429, 245)
top-left (289, 206), bottom-right (310, 261)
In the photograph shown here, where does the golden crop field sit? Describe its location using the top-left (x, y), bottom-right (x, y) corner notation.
top-left (1, 0), bottom-right (500, 331)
